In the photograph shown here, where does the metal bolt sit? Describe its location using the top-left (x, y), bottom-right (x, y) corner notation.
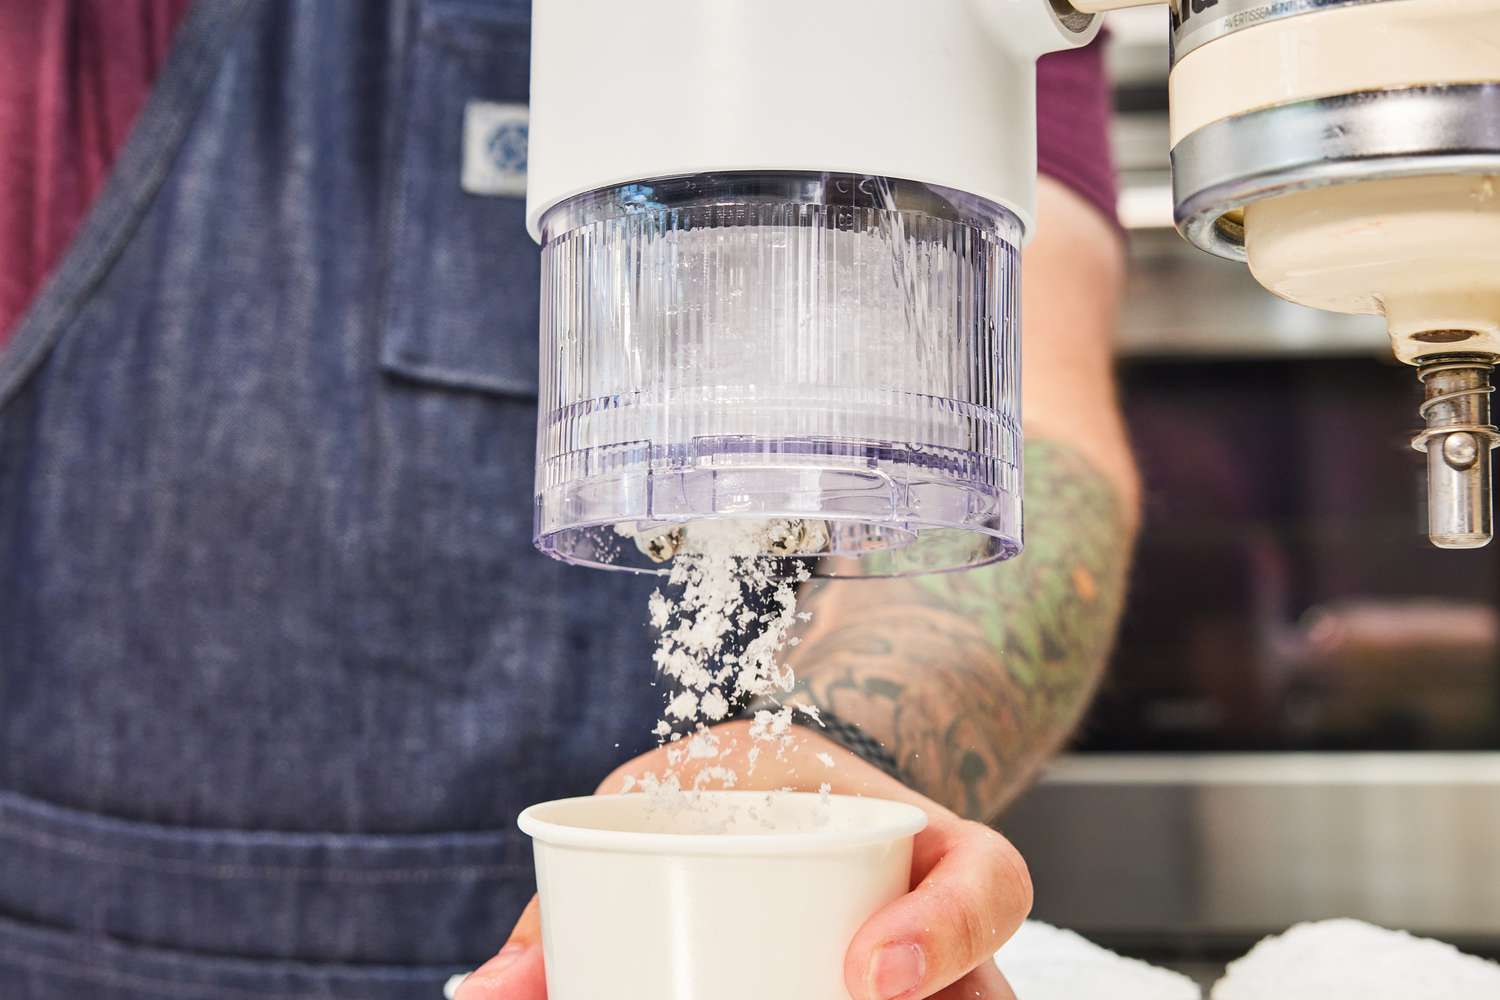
top-left (800, 519), bottom-right (830, 555)
top-left (634, 526), bottom-right (684, 563)
top-left (763, 518), bottom-right (831, 556)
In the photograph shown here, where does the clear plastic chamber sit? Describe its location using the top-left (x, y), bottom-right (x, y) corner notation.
top-left (533, 173), bottom-right (1023, 575)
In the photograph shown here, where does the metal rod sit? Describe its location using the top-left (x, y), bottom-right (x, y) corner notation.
top-left (1412, 355), bottom-right (1500, 548)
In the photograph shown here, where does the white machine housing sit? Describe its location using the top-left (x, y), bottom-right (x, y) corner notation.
top-left (526, 0), bottom-right (1099, 242)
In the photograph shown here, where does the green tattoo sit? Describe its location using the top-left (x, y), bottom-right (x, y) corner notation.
top-left (786, 440), bottom-right (1131, 821)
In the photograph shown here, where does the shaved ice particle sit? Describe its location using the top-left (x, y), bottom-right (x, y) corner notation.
top-left (700, 689), bottom-right (730, 721)
top-left (750, 707), bottom-right (794, 742)
top-left (647, 591), bottom-right (671, 630)
top-left (685, 730), bottom-right (722, 759)
top-left (793, 702), bottom-right (823, 725)
top-left (666, 691), bottom-right (699, 720)
top-left (691, 766), bottom-right (740, 791)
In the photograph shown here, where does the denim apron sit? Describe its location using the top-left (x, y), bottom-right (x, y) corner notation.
top-left (0, 1), bottom-right (662, 995)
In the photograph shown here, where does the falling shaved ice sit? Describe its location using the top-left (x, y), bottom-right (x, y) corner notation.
top-left (631, 519), bottom-right (823, 809)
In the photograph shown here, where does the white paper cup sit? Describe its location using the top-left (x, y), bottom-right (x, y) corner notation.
top-left (518, 791), bottom-right (927, 1000)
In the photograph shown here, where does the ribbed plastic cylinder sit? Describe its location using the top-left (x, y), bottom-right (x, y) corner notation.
top-left (533, 173), bottom-right (1023, 575)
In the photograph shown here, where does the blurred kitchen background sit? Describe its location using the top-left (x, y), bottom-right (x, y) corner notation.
top-left (1000, 9), bottom-right (1500, 985)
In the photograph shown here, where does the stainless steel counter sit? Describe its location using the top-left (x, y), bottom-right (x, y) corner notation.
top-left (1002, 753), bottom-right (1500, 950)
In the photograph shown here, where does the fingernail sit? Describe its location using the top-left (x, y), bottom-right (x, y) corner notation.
top-left (868, 942), bottom-right (925, 1000)
top-left (442, 973), bottom-right (468, 999)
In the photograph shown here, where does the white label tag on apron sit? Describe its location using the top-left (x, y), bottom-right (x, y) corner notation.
top-left (461, 101), bottom-right (528, 197)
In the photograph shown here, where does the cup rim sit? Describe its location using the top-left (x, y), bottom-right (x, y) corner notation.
top-left (518, 791), bottom-right (928, 856)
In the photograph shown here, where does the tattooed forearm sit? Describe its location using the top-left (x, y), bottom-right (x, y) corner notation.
top-left (785, 439), bottom-right (1133, 821)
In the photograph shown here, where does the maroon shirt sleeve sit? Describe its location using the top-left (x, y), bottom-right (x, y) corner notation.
top-left (0, 11), bottom-right (1116, 348)
top-left (1036, 37), bottom-right (1118, 228)
top-left (0, 0), bottom-right (192, 344)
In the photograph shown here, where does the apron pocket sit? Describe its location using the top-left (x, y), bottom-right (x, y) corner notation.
top-left (380, 0), bottom-right (539, 398)
top-left (0, 791), bottom-right (534, 970)
top-left (0, 915), bottom-right (459, 1000)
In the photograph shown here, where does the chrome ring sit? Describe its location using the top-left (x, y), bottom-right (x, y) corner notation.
top-left (1171, 0), bottom-right (1411, 63)
top-left (1419, 360), bottom-right (1500, 381)
top-left (1410, 423), bottom-right (1500, 454)
top-left (1171, 84), bottom-right (1500, 260)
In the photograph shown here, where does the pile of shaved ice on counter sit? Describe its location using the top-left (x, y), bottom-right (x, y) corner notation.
top-left (996, 919), bottom-right (1500, 1000)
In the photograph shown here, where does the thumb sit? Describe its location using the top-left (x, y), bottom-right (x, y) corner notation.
top-left (844, 820), bottom-right (1031, 1000)
top-left (455, 895), bottom-right (547, 1000)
